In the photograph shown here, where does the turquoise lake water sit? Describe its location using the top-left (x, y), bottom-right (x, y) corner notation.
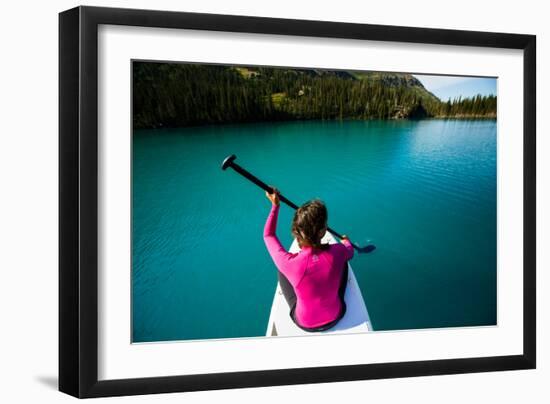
top-left (132, 119), bottom-right (497, 343)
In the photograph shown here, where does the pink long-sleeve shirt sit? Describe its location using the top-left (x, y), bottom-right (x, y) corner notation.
top-left (263, 204), bottom-right (354, 328)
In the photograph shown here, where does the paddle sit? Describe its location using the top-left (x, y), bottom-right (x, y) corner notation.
top-left (221, 154), bottom-right (375, 254)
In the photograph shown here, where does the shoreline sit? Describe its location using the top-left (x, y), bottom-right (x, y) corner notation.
top-left (134, 115), bottom-right (497, 131)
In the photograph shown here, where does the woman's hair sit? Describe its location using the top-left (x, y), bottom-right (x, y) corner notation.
top-left (291, 199), bottom-right (328, 249)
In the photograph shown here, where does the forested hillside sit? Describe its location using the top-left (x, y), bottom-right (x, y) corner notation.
top-left (133, 62), bottom-right (496, 129)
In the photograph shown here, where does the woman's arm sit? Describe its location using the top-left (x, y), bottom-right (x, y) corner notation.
top-left (341, 235), bottom-right (354, 261)
top-left (263, 190), bottom-right (301, 283)
top-left (263, 203), bottom-right (280, 239)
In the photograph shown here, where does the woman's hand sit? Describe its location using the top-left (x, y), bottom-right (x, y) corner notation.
top-left (341, 234), bottom-right (351, 242)
top-left (265, 187), bottom-right (280, 206)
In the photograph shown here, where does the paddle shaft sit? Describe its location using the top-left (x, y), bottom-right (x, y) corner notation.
top-left (224, 159), bottom-right (361, 250)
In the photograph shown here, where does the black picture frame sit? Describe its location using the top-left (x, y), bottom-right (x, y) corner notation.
top-left (59, 5), bottom-right (536, 398)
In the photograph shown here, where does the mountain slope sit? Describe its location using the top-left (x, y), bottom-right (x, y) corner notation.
top-left (133, 63), bottom-right (495, 129)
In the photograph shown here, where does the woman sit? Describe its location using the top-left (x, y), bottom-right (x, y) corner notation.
top-left (263, 188), bottom-right (354, 332)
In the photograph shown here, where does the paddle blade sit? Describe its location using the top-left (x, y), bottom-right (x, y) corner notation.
top-left (356, 244), bottom-right (376, 254)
